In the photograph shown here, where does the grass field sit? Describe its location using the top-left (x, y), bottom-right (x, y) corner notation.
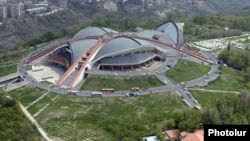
top-left (9, 85), bottom-right (47, 107)
top-left (188, 66), bottom-right (246, 108)
top-left (190, 90), bottom-right (237, 107)
top-left (5, 56), bottom-right (248, 140)
top-left (7, 65), bottom-right (246, 140)
top-left (0, 64), bottom-right (18, 77)
top-left (202, 66), bottom-right (245, 91)
top-left (0, 47), bottom-right (37, 77)
top-left (27, 93), bottom-right (57, 115)
top-left (81, 75), bottom-right (164, 91)
top-left (165, 59), bottom-right (210, 83)
top-left (33, 91), bottom-right (187, 141)
top-left (0, 48), bottom-right (34, 65)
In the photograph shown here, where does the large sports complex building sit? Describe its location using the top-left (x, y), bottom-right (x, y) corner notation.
top-left (25, 20), bottom-right (213, 91)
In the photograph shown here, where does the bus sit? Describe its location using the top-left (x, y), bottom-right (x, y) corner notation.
top-left (91, 92), bottom-right (103, 97)
top-left (131, 87), bottom-right (139, 91)
top-left (101, 88), bottom-right (114, 93)
top-left (68, 90), bottom-right (78, 95)
top-left (193, 105), bottom-right (201, 110)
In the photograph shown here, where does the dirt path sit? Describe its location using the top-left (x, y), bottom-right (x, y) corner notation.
top-left (189, 88), bottom-right (240, 94)
top-left (19, 103), bottom-right (53, 141)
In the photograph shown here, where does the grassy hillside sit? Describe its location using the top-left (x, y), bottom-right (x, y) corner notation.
top-left (0, 90), bottom-right (42, 141)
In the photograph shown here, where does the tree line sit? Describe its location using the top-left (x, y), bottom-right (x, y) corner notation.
top-left (2, 10), bottom-right (250, 140)
top-left (218, 48), bottom-right (250, 88)
top-left (107, 89), bottom-right (250, 140)
top-left (3, 11), bottom-right (250, 63)
top-left (0, 91), bottom-right (41, 141)
top-left (202, 91), bottom-right (250, 125)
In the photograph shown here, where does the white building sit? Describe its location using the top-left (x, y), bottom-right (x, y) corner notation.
top-left (8, 3), bottom-right (25, 19)
top-left (0, 6), bottom-right (7, 20)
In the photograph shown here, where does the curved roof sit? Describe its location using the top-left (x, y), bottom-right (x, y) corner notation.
top-left (68, 20), bottom-right (185, 65)
top-left (73, 26), bottom-right (118, 39)
top-left (92, 36), bottom-right (168, 64)
top-left (155, 20), bottom-right (184, 47)
top-left (134, 30), bottom-right (176, 45)
top-left (69, 39), bottom-right (98, 63)
top-left (134, 38), bottom-right (158, 46)
top-left (94, 36), bottom-right (141, 60)
top-left (101, 27), bottom-right (119, 34)
top-left (100, 52), bottom-right (156, 65)
top-left (177, 28), bottom-right (184, 47)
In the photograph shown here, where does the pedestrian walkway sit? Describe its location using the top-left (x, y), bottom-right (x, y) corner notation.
top-left (33, 95), bottom-right (59, 117)
top-left (19, 103), bottom-right (53, 141)
top-left (25, 91), bottom-right (50, 109)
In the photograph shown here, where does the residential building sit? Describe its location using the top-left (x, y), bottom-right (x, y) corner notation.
top-left (164, 128), bottom-right (204, 141)
top-left (181, 129), bottom-right (204, 141)
top-left (8, 3), bottom-right (25, 18)
top-left (0, 6), bottom-right (7, 20)
top-left (165, 129), bottom-right (181, 140)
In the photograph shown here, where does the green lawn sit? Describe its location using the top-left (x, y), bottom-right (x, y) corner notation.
top-left (165, 59), bottom-right (210, 83)
top-left (7, 64), bottom-right (247, 140)
top-left (0, 64), bottom-right (17, 77)
top-left (0, 48), bottom-right (37, 77)
top-left (81, 75), bottom-right (164, 91)
top-left (188, 66), bottom-right (246, 108)
top-left (27, 93), bottom-right (57, 115)
top-left (9, 85), bottom-right (47, 107)
top-left (190, 90), bottom-right (237, 107)
top-left (0, 47), bottom-right (34, 64)
top-left (0, 89), bottom-right (43, 141)
top-left (202, 66), bottom-right (245, 91)
top-left (34, 91), bottom-right (187, 141)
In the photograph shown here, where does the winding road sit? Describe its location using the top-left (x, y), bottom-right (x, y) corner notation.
top-left (17, 44), bottom-right (220, 110)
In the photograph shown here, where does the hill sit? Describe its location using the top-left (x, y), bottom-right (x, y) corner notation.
top-left (1, 0), bottom-right (250, 49)
top-left (0, 10), bottom-right (89, 49)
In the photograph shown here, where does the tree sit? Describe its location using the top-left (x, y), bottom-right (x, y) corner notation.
top-left (42, 31), bottom-right (56, 42)
top-left (92, 13), bottom-right (106, 27)
top-left (178, 110), bottom-right (201, 131)
top-left (60, 28), bottom-right (68, 36)
top-left (244, 67), bottom-right (250, 82)
top-left (165, 119), bottom-right (175, 129)
top-left (155, 129), bottom-right (165, 141)
top-left (0, 92), bottom-right (41, 141)
top-left (245, 45), bottom-right (250, 51)
top-left (172, 111), bottom-right (184, 127)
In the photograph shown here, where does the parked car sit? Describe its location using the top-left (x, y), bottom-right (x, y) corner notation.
top-left (166, 65), bottom-right (172, 68)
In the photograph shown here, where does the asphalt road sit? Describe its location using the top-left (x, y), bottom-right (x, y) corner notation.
top-left (17, 46), bottom-right (220, 109)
